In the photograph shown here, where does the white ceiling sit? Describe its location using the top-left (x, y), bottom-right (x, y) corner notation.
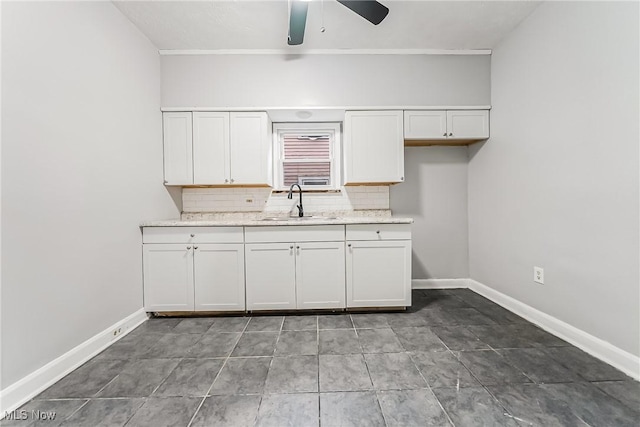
top-left (113, 0), bottom-right (542, 51)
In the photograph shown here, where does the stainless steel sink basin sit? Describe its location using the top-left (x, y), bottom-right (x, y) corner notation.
top-left (260, 216), bottom-right (339, 221)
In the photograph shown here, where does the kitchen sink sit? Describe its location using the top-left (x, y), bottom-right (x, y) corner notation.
top-left (260, 216), bottom-right (339, 221)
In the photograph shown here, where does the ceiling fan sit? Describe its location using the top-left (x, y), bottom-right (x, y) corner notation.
top-left (288, 0), bottom-right (389, 45)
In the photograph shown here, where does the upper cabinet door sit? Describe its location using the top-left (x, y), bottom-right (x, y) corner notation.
top-left (229, 112), bottom-right (271, 186)
top-left (403, 111), bottom-right (447, 140)
top-left (446, 110), bottom-right (489, 139)
top-left (344, 110), bottom-right (404, 184)
top-left (193, 112), bottom-right (230, 185)
top-left (163, 112), bottom-right (193, 185)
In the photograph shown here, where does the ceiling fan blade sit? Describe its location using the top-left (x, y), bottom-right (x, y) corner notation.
top-left (337, 0), bottom-right (389, 25)
top-left (288, 0), bottom-right (309, 46)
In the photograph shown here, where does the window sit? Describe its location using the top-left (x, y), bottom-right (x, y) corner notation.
top-left (273, 123), bottom-right (341, 190)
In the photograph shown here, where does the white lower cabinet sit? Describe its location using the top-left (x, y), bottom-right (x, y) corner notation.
top-left (346, 240), bottom-right (411, 307)
top-left (296, 242), bottom-right (346, 309)
top-left (194, 244), bottom-right (245, 311)
top-left (245, 243), bottom-right (297, 310)
top-left (345, 224), bottom-right (412, 308)
top-left (143, 223), bottom-right (411, 313)
top-left (142, 227), bottom-right (245, 312)
top-left (143, 244), bottom-right (194, 311)
top-left (245, 241), bottom-right (346, 310)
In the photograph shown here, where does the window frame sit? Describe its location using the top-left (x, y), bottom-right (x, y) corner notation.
top-left (272, 122), bottom-right (342, 191)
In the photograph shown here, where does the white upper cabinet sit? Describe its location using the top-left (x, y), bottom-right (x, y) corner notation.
top-left (404, 111), bottom-right (447, 139)
top-left (163, 112), bottom-right (193, 185)
top-left (163, 111), bottom-right (271, 186)
top-left (446, 110), bottom-right (489, 139)
top-left (192, 112), bottom-right (230, 185)
top-left (403, 110), bottom-right (489, 143)
top-left (343, 110), bottom-right (404, 184)
top-left (230, 112), bottom-right (271, 185)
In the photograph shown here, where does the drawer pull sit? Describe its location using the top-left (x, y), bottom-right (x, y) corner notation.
top-left (190, 234), bottom-right (195, 238)
top-left (376, 230), bottom-right (380, 234)
top-left (186, 246), bottom-right (191, 250)
top-left (194, 246), bottom-right (199, 250)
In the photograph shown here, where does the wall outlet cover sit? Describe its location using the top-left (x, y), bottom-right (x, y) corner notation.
top-left (534, 266), bottom-right (544, 284)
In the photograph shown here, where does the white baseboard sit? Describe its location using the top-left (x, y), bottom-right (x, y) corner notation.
top-left (0, 309), bottom-right (148, 416)
top-left (467, 279), bottom-right (640, 381)
top-left (412, 278), bottom-right (468, 289)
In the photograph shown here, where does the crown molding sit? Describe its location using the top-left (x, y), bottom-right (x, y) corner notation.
top-left (158, 48), bottom-right (492, 56)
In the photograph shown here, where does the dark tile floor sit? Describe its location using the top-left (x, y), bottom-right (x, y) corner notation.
top-left (3, 289), bottom-right (639, 426)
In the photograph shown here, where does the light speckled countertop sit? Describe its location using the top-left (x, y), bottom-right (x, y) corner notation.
top-left (140, 216), bottom-right (413, 227)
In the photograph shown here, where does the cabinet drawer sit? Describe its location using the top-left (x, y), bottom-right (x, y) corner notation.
top-left (244, 225), bottom-right (344, 243)
top-left (346, 224), bottom-right (411, 241)
top-left (142, 227), bottom-right (244, 244)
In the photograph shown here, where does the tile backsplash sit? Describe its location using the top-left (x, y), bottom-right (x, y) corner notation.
top-left (182, 186), bottom-right (389, 215)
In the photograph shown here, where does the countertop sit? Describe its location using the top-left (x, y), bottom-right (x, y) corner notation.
top-left (141, 216), bottom-right (413, 227)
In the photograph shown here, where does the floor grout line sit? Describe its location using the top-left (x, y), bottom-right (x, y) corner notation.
top-left (186, 317), bottom-right (251, 427)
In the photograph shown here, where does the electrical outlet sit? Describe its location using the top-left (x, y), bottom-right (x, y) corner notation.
top-left (534, 266), bottom-right (544, 284)
top-left (112, 327), bottom-right (123, 337)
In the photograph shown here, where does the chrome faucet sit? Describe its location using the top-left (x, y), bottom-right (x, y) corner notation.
top-left (288, 184), bottom-right (304, 217)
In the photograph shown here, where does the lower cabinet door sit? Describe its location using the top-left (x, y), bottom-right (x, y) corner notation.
top-left (245, 243), bottom-right (297, 310)
top-left (296, 241), bottom-right (346, 309)
top-left (346, 240), bottom-right (412, 308)
top-left (143, 244), bottom-right (194, 311)
top-left (194, 243), bottom-right (245, 311)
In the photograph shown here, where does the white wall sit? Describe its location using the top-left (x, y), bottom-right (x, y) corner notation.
top-left (161, 54), bottom-right (490, 107)
top-left (1, 2), bottom-right (179, 389)
top-left (468, 2), bottom-right (639, 356)
top-left (162, 52), bottom-right (488, 281)
top-left (390, 147), bottom-right (469, 279)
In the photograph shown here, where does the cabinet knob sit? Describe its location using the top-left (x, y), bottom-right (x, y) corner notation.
top-left (186, 246), bottom-right (191, 250)
top-left (348, 244), bottom-right (352, 247)
top-left (225, 179), bottom-right (229, 183)
top-left (400, 177), bottom-right (404, 181)
top-left (194, 246), bottom-right (199, 250)
top-left (449, 132), bottom-right (453, 136)
top-left (190, 234), bottom-right (195, 237)
top-left (290, 245), bottom-right (294, 249)
top-left (296, 245), bottom-right (300, 249)
top-left (443, 133), bottom-right (447, 137)
top-left (230, 178), bottom-right (235, 183)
